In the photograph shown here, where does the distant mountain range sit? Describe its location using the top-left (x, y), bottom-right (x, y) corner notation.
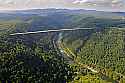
top-left (0, 9), bottom-right (124, 32)
top-left (1, 8), bottom-right (125, 16)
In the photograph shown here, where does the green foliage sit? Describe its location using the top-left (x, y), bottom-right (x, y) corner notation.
top-left (62, 28), bottom-right (125, 82)
top-left (0, 32), bottom-right (74, 82)
top-left (68, 16), bottom-right (125, 28)
top-left (0, 10), bottom-right (125, 82)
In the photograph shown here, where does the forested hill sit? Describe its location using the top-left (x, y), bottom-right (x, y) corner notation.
top-left (0, 29), bottom-right (75, 82)
top-left (61, 28), bottom-right (125, 82)
top-left (0, 9), bottom-right (125, 32)
top-left (0, 9), bottom-right (125, 82)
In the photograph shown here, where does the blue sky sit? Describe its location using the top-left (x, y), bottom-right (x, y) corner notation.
top-left (0, 0), bottom-right (125, 12)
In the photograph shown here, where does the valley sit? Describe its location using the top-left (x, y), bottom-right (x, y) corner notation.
top-left (0, 9), bottom-right (125, 83)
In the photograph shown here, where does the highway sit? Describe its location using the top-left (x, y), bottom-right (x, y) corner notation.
top-left (56, 33), bottom-right (119, 83)
top-left (9, 27), bottom-right (125, 36)
top-left (57, 33), bottom-right (75, 64)
top-left (9, 27), bottom-right (123, 82)
top-left (57, 32), bottom-right (98, 71)
top-left (9, 27), bottom-right (121, 82)
top-left (10, 28), bottom-right (93, 35)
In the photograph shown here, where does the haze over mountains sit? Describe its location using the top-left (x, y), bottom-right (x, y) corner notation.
top-left (2, 8), bottom-right (125, 17)
top-left (0, 9), bottom-right (124, 32)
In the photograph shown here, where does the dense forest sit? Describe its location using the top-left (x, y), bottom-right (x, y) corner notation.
top-left (62, 28), bottom-right (125, 82)
top-left (0, 9), bottom-right (125, 82)
top-left (0, 30), bottom-right (75, 82)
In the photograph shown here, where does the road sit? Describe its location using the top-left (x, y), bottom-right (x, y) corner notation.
top-left (56, 32), bottom-right (75, 64)
top-left (9, 27), bottom-right (93, 64)
top-left (57, 32), bottom-right (98, 72)
top-left (9, 27), bottom-right (121, 82)
top-left (10, 28), bottom-right (93, 35)
top-left (56, 33), bottom-right (119, 82)
top-left (56, 33), bottom-right (119, 83)
top-left (10, 27), bottom-right (125, 36)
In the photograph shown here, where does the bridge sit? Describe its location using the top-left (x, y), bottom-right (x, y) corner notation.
top-left (10, 28), bottom-right (93, 35)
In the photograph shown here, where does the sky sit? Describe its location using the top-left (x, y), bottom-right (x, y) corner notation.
top-left (0, 0), bottom-right (125, 12)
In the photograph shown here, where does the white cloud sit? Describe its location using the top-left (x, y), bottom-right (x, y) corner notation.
top-left (73, 0), bottom-right (89, 4)
top-left (0, 0), bottom-right (124, 12)
top-left (70, 0), bottom-right (125, 11)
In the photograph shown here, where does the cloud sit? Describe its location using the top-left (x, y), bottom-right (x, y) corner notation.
top-left (0, 0), bottom-right (124, 12)
top-left (72, 0), bottom-right (125, 7)
top-left (0, 0), bottom-right (68, 10)
top-left (70, 0), bottom-right (125, 11)
top-left (0, 0), bottom-right (42, 10)
top-left (73, 0), bottom-right (89, 4)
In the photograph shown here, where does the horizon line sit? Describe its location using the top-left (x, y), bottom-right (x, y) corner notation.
top-left (0, 8), bottom-right (124, 13)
